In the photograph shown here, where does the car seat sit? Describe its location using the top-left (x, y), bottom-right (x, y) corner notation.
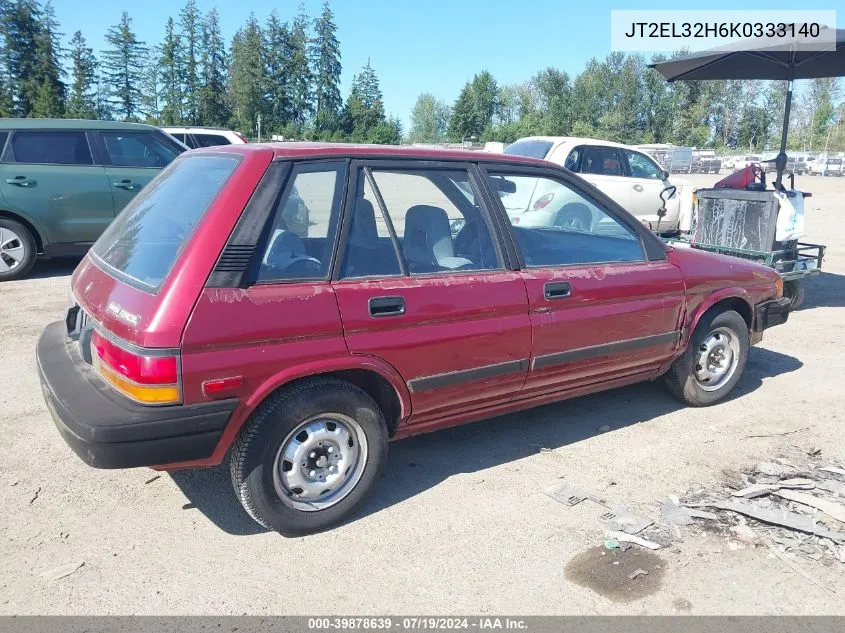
top-left (402, 205), bottom-right (473, 272)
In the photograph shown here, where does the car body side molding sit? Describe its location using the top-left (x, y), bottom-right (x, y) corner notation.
top-left (532, 330), bottom-right (681, 370)
top-left (408, 359), bottom-right (530, 393)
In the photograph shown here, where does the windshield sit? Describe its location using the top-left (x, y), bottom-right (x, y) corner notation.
top-left (91, 155), bottom-right (241, 290)
top-left (828, 158), bottom-right (842, 165)
top-left (504, 140), bottom-right (553, 160)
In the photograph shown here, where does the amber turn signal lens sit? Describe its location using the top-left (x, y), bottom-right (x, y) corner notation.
top-left (775, 277), bottom-right (784, 298)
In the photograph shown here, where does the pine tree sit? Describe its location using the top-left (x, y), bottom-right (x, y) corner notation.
top-left (179, 0), bottom-right (200, 124)
top-left (448, 82), bottom-right (479, 140)
top-left (102, 12), bottom-right (147, 120)
top-left (228, 14), bottom-right (264, 135)
top-left (158, 17), bottom-right (184, 125)
top-left (31, 0), bottom-right (65, 117)
top-left (4, 0), bottom-right (42, 116)
top-left (198, 8), bottom-right (229, 127)
top-left (310, 0), bottom-right (341, 132)
top-left (66, 30), bottom-right (98, 119)
top-left (0, 0), bottom-right (12, 116)
top-left (140, 52), bottom-right (161, 123)
top-left (264, 10), bottom-right (292, 132)
top-left (287, 3), bottom-right (312, 126)
top-left (343, 60), bottom-right (386, 140)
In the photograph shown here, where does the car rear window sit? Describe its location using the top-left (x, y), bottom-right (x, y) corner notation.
top-left (90, 155), bottom-right (240, 290)
top-left (504, 140), bottom-right (553, 160)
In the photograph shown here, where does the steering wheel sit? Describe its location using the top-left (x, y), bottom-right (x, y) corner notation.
top-left (273, 255), bottom-right (322, 278)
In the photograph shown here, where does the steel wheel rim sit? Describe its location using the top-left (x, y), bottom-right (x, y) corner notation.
top-left (0, 227), bottom-right (26, 273)
top-left (273, 413), bottom-right (368, 512)
top-left (694, 327), bottom-right (740, 392)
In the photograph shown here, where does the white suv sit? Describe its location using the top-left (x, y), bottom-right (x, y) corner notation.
top-left (503, 136), bottom-right (693, 233)
top-left (161, 127), bottom-right (248, 149)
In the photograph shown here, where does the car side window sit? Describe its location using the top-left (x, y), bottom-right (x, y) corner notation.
top-left (9, 131), bottom-right (93, 165)
top-left (257, 162), bottom-right (345, 282)
top-left (340, 168), bottom-right (502, 278)
top-left (624, 150), bottom-right (663, 179)
top-left (564, 146), bottom-right (584, 171)
top-left (193, 133), bottom-right (230, 147)
top-left (488, 171), bottom-right (645, 267)
top-left (581, 145), bottom-right (623, 176)
top-left (101, 131), bottom-right (181, 167)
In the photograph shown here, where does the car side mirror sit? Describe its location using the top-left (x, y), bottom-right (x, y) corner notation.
top-left (660, 169), bottom-right (670, 181)
top-left (488, 177), bottom-right (517, 194)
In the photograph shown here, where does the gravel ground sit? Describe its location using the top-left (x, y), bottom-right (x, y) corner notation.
top-left (1, 173), bottom-right (843, 615)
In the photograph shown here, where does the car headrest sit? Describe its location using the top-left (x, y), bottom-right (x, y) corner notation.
top-left (403, 205), bottom-right (454, 265)
top-left (349, 198), bottom-right (379, 245)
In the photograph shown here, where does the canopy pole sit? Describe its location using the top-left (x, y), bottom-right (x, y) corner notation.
top-left (775, 79), bottom-right (793, 190)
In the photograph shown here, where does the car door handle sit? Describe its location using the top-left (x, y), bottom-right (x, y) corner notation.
top-left (544, 282), bottom-right (572, 300)
top-left (5, 177), bottom-right (35, 187)
top-left (632, 183), bottom-right (644, 192)
top-left (113, 180), bottom-right (140, 190)
top-left (368, 296), bottom-right (405, 318)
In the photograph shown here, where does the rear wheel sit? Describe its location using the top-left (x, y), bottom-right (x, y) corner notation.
top-left (230, 377), bottom-right (388, 535)
top-left (663, 309), bottom-right (749, 406)
top-left (0, 218), bottom-right (36, 281)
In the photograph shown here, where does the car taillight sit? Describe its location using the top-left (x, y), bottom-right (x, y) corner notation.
top-left (91, 330), bottom-right (180, 405)
top-left (532, 193), bottom-right (555, 210)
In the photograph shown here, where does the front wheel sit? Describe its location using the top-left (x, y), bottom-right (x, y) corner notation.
top-left (663, 309), bottom-right (750, 406)
top-left (230, 377), bottom-right (389, 535)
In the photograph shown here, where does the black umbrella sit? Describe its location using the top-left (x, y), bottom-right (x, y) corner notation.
top-left (650, 26), bottom-right (845, 188)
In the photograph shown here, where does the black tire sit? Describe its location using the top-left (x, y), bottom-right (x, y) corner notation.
top-left (663, 309), bottom-right (750, 407)
top-left (230, 377), bottom-right (389, 535)
top-left (783, 280), bottom-right (805, 310)
top-left (0, 217), bottom-right (37, 281)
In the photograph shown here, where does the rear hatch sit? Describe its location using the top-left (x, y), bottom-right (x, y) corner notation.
top-left (68, 148), bottom-right (269, 405)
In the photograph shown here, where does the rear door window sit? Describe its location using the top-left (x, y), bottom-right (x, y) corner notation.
top-left (91, 155), bottom-right (240, 290)
top-left (101, 131), bottom-right (182, 167)
top-left (193, 133), bottom-right (231, 147)
top-left (504, 140), bottom-right (553, 160)
top-left (581, 146), bottom-right (623, 176)
top-left (9, 131), bottom-right (93, 165)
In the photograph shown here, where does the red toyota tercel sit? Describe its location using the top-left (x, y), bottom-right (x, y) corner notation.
top-left (37, 143), bottom-right (790, 535)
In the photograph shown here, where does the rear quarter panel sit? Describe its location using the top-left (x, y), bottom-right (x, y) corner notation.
top-left (668, 246), bottom-right (781, 346)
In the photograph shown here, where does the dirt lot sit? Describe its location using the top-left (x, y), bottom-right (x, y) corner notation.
top-left (1, 174), bottom-right (844, 615)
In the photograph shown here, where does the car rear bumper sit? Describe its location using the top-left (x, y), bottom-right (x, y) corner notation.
top-left (37, 321), bottom-right (236, 469)
top-left (754, 297), bottom-right (791, 332)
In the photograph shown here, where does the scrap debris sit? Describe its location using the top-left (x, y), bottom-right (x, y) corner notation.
top-left (549, 455), bottom-right (845, 567)
top-left (599, 507), bottom-right (653, 535)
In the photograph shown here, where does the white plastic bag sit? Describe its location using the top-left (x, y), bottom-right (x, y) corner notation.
top-left (774, 191), bottom-right (805, 242)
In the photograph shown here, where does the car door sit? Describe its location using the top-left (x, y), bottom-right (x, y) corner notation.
top-left (94, 129), bottom-right (185, 214)
top-left (332, 161), bottom-right (531, 426)
top-left (0, 129), bottom-right (113, 249)
top-left (480, 165), bottom-right (686, 399)
top-left (621, 148), bottom-right (670, 226)
top-left (577, 144), bottom-right (633, 212)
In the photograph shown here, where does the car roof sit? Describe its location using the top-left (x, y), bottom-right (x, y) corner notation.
top-left (0, 118), bottom-right (159, 131)
top-left (512, 136), bottom-right (635, 150)
top-left (161, 126), bottom-right (234, 133)
top-left (194, 141), bottom-right (552, 166)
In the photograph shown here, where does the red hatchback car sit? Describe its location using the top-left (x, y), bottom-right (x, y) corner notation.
top-left (37, 143), bottom-right (790, 534)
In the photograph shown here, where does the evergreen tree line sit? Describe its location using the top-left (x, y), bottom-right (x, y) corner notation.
top-left (411, 54), bottom-right (845, 153)
top-left (0, 0), bottom-right (402, 143)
